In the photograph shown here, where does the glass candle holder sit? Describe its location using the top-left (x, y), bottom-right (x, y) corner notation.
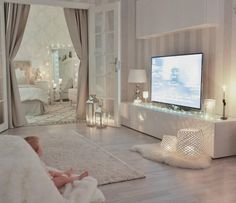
top-left (86, 95), bottom-right (99, 127)
top-left (161, 135), bottom-right (177, 152)
top-left (177, 128), bottom-right (204, 158)
top-left (95, 107), bottom-right (107, 128)
top-left (204, 99), bottom-right (216, 117)
top-left (143, 91), bottom-right (149, 102)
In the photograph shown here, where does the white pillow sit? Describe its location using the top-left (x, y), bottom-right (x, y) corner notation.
top-left (15, 69), bottom-right (27, 84)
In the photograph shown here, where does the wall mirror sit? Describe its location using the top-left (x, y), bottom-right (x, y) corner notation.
top-left (51, 48), bottom-right (80, 100)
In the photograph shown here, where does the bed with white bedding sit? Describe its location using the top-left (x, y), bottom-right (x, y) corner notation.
top-left (14, 61), bottom-right (48, 116)
top-left (19, 84), bottom-right (48, 116)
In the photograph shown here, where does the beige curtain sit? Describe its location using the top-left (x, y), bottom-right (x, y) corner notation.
top-left (64, 8), bottom-right (88, 120)
top-left (4, 3), bottom-right (30, 128)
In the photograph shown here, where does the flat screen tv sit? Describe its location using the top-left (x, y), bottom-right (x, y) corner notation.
top-left (151, 53), bottom-right (203, 109)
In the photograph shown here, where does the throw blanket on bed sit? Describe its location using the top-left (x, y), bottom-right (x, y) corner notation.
top-left (46, 166), bottom-right (105, 203)
top-left (61, 177), bottom-right (105, 203)
top-left (0, 135), bottom-right (105, 203)
top-left (19, 84), bottom-right (48, 103)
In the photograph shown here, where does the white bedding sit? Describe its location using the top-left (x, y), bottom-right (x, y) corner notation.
top-left (0, 135), bottom-right (105, 203)
top-left (19, 84), bottom-right (48, 103)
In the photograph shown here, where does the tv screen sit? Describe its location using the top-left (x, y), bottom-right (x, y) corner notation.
top-left (151, 53), bottom-right (203, 109)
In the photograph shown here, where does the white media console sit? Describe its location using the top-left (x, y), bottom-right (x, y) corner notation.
top-left (120, 102), bottom-right (236, 158)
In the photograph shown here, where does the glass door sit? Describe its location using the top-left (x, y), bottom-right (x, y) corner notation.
top-left (89, 2), bottom-right (120, 127)
top-left (0, 2), bottom-right (8, 132)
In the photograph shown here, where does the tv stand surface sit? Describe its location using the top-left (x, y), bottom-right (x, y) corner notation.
top-left (120, 102), bottom-right (236, 158)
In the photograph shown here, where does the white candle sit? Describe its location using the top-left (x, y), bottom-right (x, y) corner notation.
top-left (222, 85), bottom-right (226, 99)
top-left (53, 83), bottom-right (57, 88)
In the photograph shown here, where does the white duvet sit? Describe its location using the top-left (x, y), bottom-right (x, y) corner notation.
top-left (0, 135), bottom-right (105, 203)
top-left (19, 84), bottom-right (48, 103)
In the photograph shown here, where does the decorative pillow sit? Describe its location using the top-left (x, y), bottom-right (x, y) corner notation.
top-left (14, 61), bottom-right (31, 85)
top-left (15, 69), bottom-right (28, 84)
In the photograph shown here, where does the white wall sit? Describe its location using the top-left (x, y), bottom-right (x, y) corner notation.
top-left (123, 0), bottom-right (236, 117)
top-left (15, 5), bottom-right (74, 81)
top-left (224, 0), bottom-right (236, 117)
top-left (120, 0), bottom-right (136, 102)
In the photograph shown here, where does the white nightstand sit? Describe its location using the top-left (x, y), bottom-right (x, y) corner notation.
top-left (68, 88), bottom-right (77, 104)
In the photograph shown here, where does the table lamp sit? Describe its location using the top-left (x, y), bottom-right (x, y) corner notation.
top-left (128, 69), bottom-right (147, 103)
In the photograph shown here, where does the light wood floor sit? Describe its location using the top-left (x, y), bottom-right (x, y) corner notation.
top-left (2, 123), bottom-right (236, 203)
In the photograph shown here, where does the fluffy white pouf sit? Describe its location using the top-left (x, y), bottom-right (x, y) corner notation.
top-left (131, 143), bottom-right (211, 169)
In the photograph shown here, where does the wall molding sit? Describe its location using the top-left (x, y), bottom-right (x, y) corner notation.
top-left (3, 0), bottom-right (90, 9)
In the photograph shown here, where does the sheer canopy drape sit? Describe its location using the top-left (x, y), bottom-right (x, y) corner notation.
top-left (4, 3), bottom-right (30, 128)
top-left (64, 8), bottom-right (88, 120)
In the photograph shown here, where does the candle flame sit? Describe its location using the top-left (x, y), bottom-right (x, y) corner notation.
top-left (222, 85), bottom-right (226, 92)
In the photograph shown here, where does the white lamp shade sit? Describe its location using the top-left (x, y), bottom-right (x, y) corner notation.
top-left (128, 69), bottom-right (147, 83)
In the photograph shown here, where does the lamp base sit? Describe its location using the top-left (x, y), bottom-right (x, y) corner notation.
top-left (220, 116), bottom-right (228, 120)
top-left (133, 84), bottom-right (143, 103)
top-left (133, 98), bottom-right (142, 104)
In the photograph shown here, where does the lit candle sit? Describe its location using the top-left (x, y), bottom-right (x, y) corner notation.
top-left (222, 85), bottom-right (226, 99)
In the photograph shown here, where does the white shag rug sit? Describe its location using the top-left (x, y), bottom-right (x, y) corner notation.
top-left (131, 143), bottom-right (211, 169)
top-left (37, 131), bottom-right (145, 185)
